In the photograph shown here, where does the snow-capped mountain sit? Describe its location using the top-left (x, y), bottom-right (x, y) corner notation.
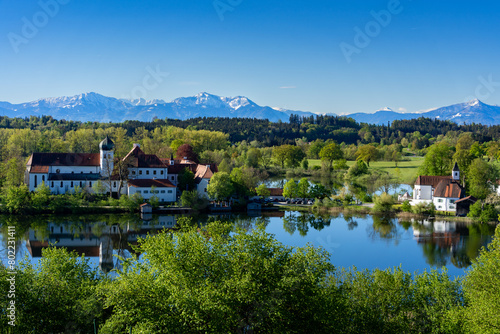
top-left (347, 99), bottom-right (500, 126)
top-left (0, 92), bottom-right (314, 123)
top-left (1, 93), bottom-right (500, 125)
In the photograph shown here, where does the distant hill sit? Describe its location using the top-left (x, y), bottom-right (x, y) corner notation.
top-left (0, 92), bottom-right (314, 123)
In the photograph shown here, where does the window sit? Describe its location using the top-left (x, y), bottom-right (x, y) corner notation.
top-left (42, 175), bottom-right (45, 182)
top-left (56, 169), bottom-right (60, 173)
top-left (160, 190), bottom-right (165, 194)
top-left (51, 182), bottom-right (54, 187)
top-left (450, 200), bottom-right (456, 204)
top-left (146, 170), bottom-right (149, 175)
top-left (113, 182), bottom-right (117, 187)
top-left (132, 171), bottom-right (136, 175)
top-left (71, 171), bottom-right (74, 174)
top-left (79, 181), bottom-right (82, 187)
top-left (34, 175), bottom-right (37, 187)
top-left (168, 190), bottom-right (172, 194)
top-left (139, 170), bottom-right (142, 175)
top-left (60, 181), bottom-right (63, 187)
top-left (70, 181), bottom-right (73, 187)
top-left (89, 181), bottom-right (92, 187)
top-left (161, 170), bottom-right (164, 175)
top-left (137, 190), bottom-right (141, 194)
top-left (144, 190), bottom-right (148, 194)
top-left (153, 170), bottom-right (157, 175)
top-left (437, 199), bottom-right (443, 203)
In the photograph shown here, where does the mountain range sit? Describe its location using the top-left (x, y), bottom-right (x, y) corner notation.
top-left (1, 92), bottom-right (500, 125)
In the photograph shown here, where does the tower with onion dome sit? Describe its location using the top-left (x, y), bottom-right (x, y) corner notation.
top-left (99, 136), bottom-right (115, 177)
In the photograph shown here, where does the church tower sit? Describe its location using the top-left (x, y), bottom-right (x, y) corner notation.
top-left (100, 136), bottom-right (115, 177)
top-left (452, 162), bottom-right (460, 181)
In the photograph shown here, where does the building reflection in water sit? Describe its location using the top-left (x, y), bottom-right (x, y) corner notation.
top-left (26, 215), bottom-right (177, 273)
top-left (409, 219), bottom-right (493, 269)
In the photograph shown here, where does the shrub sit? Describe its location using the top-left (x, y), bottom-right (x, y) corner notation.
top-left (401, 200), bottom-right (412, 212)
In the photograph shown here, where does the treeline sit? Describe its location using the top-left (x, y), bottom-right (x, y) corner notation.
top-left (1, 219), bottom-right (499, 333)
top-left (2, 114), bottom-right (500, 147)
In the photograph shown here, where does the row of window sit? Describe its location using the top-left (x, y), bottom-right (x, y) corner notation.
top-left (131, 170), bottom-right (165, 176)
top-left (48, 181), bottom-right (92, 188)
top-left (136, 189), bottom-right (173, 194)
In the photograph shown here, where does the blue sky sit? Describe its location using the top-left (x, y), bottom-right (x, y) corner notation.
top-left (1, 0), bottom-right (500, 115)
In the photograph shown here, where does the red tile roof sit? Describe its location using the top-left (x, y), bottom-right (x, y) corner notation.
top-left (268, 188), bottom-right (283, 196)
top-left (30, 165), bottom-right (49, 173)
top-left (123, 146), bottom-right (167, 168)
top-left (415, 175), bottom-right (451, 188)
top-left (454, 196), bottom-right (477, 204)
top-left (433, 179), bottom-right (464, 198)
top-left (27, 153), bottom-right (100, 167)
top-left (127, 179), bottom-right (176, 188)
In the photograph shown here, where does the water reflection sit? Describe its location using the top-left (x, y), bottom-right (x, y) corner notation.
top-left (410, 219), bottom-right (495, 270)
top-left (0, 212), bottom-right (497, 274)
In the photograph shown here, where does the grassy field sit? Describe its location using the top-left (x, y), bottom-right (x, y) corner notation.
top-left (309, 157), bottom-right (424, 184)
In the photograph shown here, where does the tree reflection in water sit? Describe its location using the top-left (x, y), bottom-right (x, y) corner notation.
top-left (369, 215), bottom-right (401, 245)
top-left (411, 219), bottom-right (496, 270)
top-left (282, 211), bottom-right (332, 236)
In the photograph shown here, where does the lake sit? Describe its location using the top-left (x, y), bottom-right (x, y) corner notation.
top-left (0, 211), bottom-right (496, 278)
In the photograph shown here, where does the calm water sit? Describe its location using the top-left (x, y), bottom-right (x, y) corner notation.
top-left (0, 211), bottom-right (496, 278)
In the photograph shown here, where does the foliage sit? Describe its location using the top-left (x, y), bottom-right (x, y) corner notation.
top-left (178, 167), bottom-right (196, 192)
top-left (176, 143), bottom-right (199, 163)
top-left (255, 183), bottom-right (271, 197)
top-left (180, 190), bottom-right (208, 210)
top-left (401, 200), bottom-right (412, 212)
top-left (463, 225), bottom-right (500, 333)
top-left (2, 184), bottom-right (30, 214)
top-left (0, 247), bottom-right (103, 333)
top-left (356, 144), bottom-right (378, 166)
top-left (283, 178), bottom-right (298, 199)
top-left (338, 267), bottom-right (464, 333)
top-left (99, 223), bottom-right (338, 333)
top-left (207, 172), bottom-right (234, 201)
top-left (419, 142), bottom-right (454, 176)
top-left (468, 201), bottom-right (498, 223)
top-left (372, 192), bottom-right (395, 214)
top-left (297, 177), bottom-right (310, 198)
top-left (319, 142), bottom-right (343, 169)
top-left (466, 158), bottom-right (499, 199)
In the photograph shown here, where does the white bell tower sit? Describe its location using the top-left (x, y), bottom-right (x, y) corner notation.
top-left (100, 136), bottom-right (115, 177)
top-left (452, 162), bottom-right (460, 181)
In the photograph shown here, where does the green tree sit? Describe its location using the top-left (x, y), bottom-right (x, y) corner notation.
top-left (207, 172), bottom-right (234, 201)
top-left (99, 223), bottom-right (338, 333)
top-left (180, 190), bottom-right (208, 210)
top-left (356, 144), bottom-right (378, 166)
top-left (2, 184), bottom-right (30, 214)
top-left (372, 192), bottom-right (395, 214)
top-left (255, 183), bottom-right (271, 198)
top-left (283, 178), bottom-right (298, 199)
top-left (31, 182), bottom-right (51, 211)
top-left (297, 177), bottom-right (310, 198)
top-left (466, 158), bottom-right (499, 200)
top-left (419, 142), bottom-right (453, 176)
top-left (0, 247), bottom-right (103, 333)
top-left (463, 225), bottom-right (500, 333)
top-left (178, 167), bottom-right (195, 192)
top-left (319, 142), bottom-right (343, 169)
